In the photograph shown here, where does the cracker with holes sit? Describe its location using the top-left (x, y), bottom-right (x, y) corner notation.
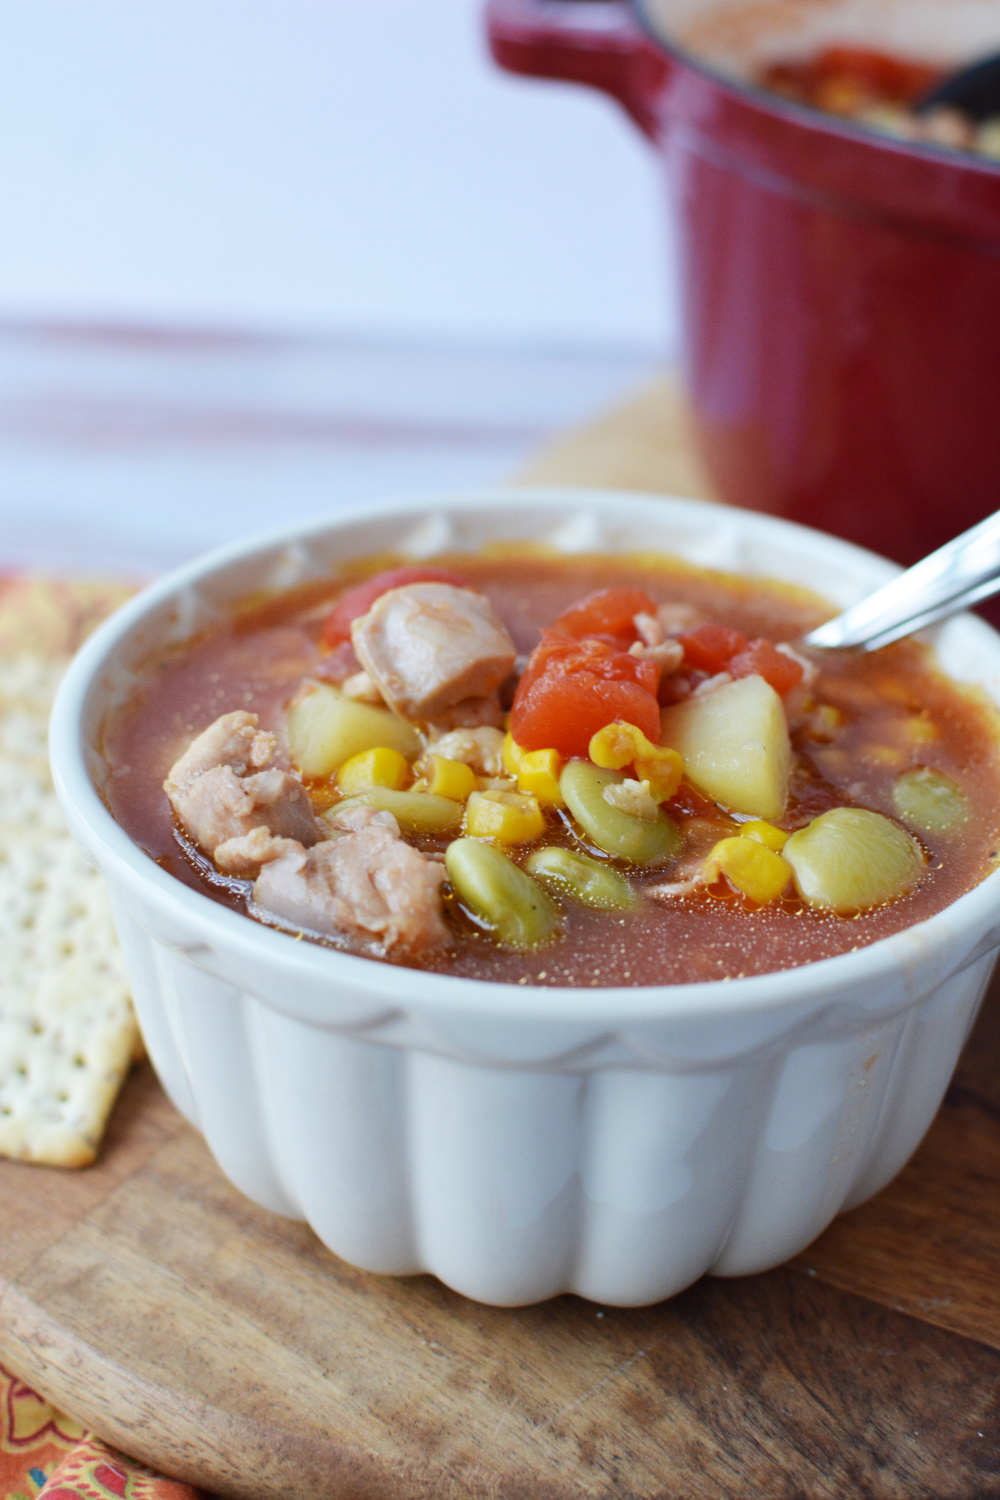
top-left (0, 576), bottom-right (138, 1167)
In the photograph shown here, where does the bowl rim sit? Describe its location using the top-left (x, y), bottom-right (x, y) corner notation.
top-left (49, 485), bottom-right (1000, 1028)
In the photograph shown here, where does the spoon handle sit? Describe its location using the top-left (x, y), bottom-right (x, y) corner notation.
top-left (804, 508), bottom-right (1000, 651)
top-left (915, 51), bottom-right (1000, 121)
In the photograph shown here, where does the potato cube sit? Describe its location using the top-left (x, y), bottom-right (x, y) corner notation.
top-left (286, 682), bottom-right (421, 779)
top-left (661, 675), bottom-right (791, 820)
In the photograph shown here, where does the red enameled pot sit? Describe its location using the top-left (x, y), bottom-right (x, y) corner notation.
top-left (486, 0), bottom-right (1000, 570)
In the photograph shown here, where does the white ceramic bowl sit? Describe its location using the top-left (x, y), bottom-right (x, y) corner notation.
top-left (50, 490), bottom-right (1000, 1307)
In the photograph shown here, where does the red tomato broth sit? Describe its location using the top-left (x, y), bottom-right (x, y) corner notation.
top-left (101, 550), bottom-right (1000, 988)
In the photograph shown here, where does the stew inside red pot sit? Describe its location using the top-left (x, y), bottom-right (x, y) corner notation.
top-left (760, 45), bottom-right (1000, 158)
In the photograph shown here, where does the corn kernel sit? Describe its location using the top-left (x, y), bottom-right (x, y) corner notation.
top-left (814, 747), bottom-right (849, 779)
top-left (815, 73), bottom-right (868, 116)
top-left (465, 790), bottom-right (545, 844)
top-left (590, 721), bottom-right (644, 769)
top-left (427, 755), bottom-right (477, 802)
top-left (703, 837), bottom-right (791, 905)
top-left (502, 732), bottom-right (527, 776)
top-left (517, 748), bottom-right (564, 807)
top-left (864, 744), bottom-right (907, 769)
top-left (802, 702), bottom-right (844, 743)
top-left (336, 745), bottom-right (410, 795)
top-left (877, 679), bottom-right (920, 709)
top-left (740, 819), bottom-right (789, 852)
top-left (904, 713), bottom-right (939, 745)
top-left (588, 721), bottom-right (683, 802)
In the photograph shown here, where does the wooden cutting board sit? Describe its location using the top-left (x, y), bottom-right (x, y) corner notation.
top-left (2, 377), bottom-right (1000, 1500)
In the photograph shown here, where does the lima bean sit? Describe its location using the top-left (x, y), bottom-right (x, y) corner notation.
top-left (892, 766), bottom-right (970, 835)
top-left (783, 806), bottom-right (924, 913)
top-left (332, 787), bottom-right (462, 835)
top-left (525, 846), bottom-right (638, 911)
top-left (445, 837), bottom-right (560, 949)
top-left (559, 760), bottom-right (681, 866)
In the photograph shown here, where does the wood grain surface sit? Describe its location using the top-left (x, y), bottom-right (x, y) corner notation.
top-left (2, 993), bottom-right (999, 1500)
top-left (2, 380), bottom-right (999, 1499)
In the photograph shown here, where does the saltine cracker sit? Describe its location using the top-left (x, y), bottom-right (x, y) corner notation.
top-left (0, 575), bottom-right (139, 1167)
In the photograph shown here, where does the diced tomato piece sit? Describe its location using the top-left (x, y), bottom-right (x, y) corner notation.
top-left (511, 632), bottom-right (660, 757)
top-left (552, 586), bottom-right (658, 644)
top-left (729, 639), bottom-right (804, 695)
top-left (513, 678), bottom-right (661, 758)
top-left (320, 565), bottom-right (468, 648)
top-left (518, 633), bottom-right (660, 700)
top-left (764, 48), bottom-right (943, 107)
top-left (812, 47), bottom-right (941, 104)
top-left (521, 636), bottom-right (659, 699)
top-left (677, 623), bottom-right (748, 674)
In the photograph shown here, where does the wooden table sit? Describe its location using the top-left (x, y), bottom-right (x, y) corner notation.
top-left (1, 377), bottom-right (999, 1499)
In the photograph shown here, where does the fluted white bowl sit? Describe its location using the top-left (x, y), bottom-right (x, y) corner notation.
top-left (49, 490), bottom-right (1000, 1306)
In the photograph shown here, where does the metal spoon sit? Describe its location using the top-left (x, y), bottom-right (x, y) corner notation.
top-left (803, 508), bottom-right (1000, 652)
top-left (916, 52), bottom-right (1000, 121)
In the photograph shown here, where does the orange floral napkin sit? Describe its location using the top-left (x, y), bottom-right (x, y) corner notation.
top-left (1, 1366), bottom-right (210, 1500)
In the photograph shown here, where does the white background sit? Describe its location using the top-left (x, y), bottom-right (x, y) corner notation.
top-left (0, 0), bottom-right (676, 354)
top-left (0, 0), bottom-right (680, 573)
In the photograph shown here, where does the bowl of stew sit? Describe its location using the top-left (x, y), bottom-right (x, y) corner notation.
top-left (488, 0), bottom-right (1000, 571)
top-left (50, 489), bottom-right (1000, 1306)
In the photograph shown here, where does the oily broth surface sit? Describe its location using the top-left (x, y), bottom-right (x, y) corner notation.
top-left (102, 551), bottom-right (1000, 987)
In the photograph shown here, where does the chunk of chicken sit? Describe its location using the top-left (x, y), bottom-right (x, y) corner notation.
top-left (341, 670), bottom-right (385, 704)
top-left (164, 711), bottom-right (320, 858)
top-left (657, 602), bottom-right (705, 637)
top-left (425, 694), bottom-right (505, 733)
top-left (326, 802), bottom-right (401, 836)
top-left (602, 778), bottom-right (660, 820)
top-left (629, 612), bottom-right (685, 671)
top-left (214, 826), bottom-right (303, 875)
top-left (629, 638), bottom-right (684, 672)
top-left (251, 810), bottom-right (448, 957)
top-left (420, 725), bottom-right (506, 777)
top-left (633, 611), bottom-right (664, 648)
top-left (215, 795), bottom-right (397, 876)
top-left (351, 583), bottom-right (516, 721)
top-left (166, 710), bottom-right (276, 788)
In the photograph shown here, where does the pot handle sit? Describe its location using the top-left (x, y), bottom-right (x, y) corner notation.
top-left (485, 0), bottom-right (670, 141)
